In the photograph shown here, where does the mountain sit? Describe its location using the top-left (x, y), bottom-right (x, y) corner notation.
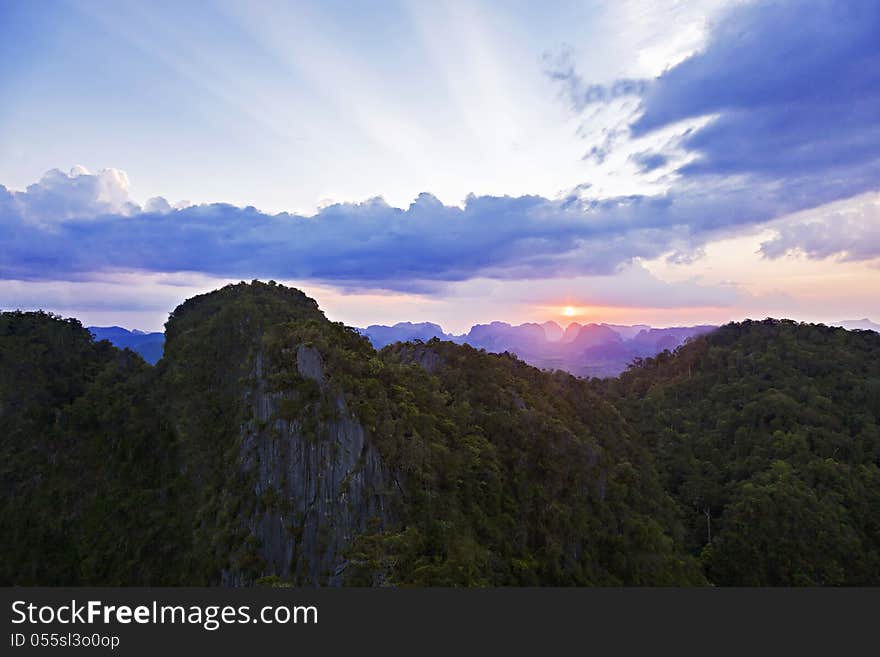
top-left (88, 317), bottom-right (715, 378)
top-left (567, 323), bottom-right (622, 350)
top-left (5, 286), bottom-right (877, 586)
top-left (836, 318), bottom-right (880, 332)
top-left (541, 320), bottom-right (564, 341)
top-left (357, 321), bottom-right (451, 348)
top-left (597, 319), bottom-right (880, 585)
top-left (1, 282), bottom-right (703, 586)
top-left (1, 312), bottom-right (186, 584)
top-left (602, 323), bottom-right (651, 340)
top-left (629, 326), bottom-right (717, 354)
top-left (561, 322), bottom-right (583, 343)
top-left (361, 320), bottom-right (716, 378)
top-left (89, 325), bottom-right (165, 364)
top-left (464, 321), bottom-right (547, 355)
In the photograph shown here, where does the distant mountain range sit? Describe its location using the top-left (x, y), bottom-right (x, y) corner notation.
top-left (89, 317), bottom-right (880, 377)
top-left (88, 326), bottom-right (165, 364)
top-left (835, 318), bottom-right (880, 332)
top-left (7, 283), bottom-right (880, 586)
top-left (359, 321), bottom-right (716, 377)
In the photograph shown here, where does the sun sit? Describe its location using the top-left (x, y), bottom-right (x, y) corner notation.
top-left (562, 306), bottom-right (576, 317)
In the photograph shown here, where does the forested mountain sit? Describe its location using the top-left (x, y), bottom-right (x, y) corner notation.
top-left (596, 320), bottom-right (880, 585)
top-left (2, 283), bottom-right (878, 586)
top-left (0, 311), bottom-right (187, 584)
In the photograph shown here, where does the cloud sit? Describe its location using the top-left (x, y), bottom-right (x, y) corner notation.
top-left (7, 166), bottom-right (141, 223)
top-left (760, 192), bottom-right (880, 262)
top-left (630, 151), bottom-right (668, 173)
top-left (632, 0), bottom-right (880, 182)
top-left (542, 0), bottom-right (880, 268)
top-left (144, 196), bottom-right (173, 214)
top-left (543, 46), bottom-right (648, 113)
top-left (2, 2), bottom-right (879, 291)
top-left (1, 164), bottom-right (875, 292)
top-left (493, 262), bottom-right (743, 310)
top-left (1, 180), bottom-right (674, 288)
top-left (0, 163), bottom-right (796, 288)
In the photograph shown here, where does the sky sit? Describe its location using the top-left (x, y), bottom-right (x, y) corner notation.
top-left (1, 0), bottom-right (878, 332)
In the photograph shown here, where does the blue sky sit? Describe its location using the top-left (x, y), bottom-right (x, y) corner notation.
top-left (1, 0), bottom-right (879, 331)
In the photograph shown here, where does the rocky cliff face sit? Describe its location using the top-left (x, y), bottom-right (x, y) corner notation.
top-left (229, 344), bottom-right (394, 585)
top-left (156, 281), bottom-right (397, 586)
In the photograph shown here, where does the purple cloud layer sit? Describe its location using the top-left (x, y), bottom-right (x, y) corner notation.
top-left (2, 0), bottom-right (879, 290)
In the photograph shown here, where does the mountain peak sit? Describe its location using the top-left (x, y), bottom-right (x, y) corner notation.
top-left (561, 322), bottom-right (583, 343)
top-left (837, 318), bottom-right (880, 332)
top-left (541, 321), bottom-right (563, 341)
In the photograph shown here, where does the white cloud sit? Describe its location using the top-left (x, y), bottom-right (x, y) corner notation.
top-left (760, 192), bottom-right (880, 262)
top-left (11, 166), bottom-right (140, 223)
top-left (144, 196), bottom-right (173, 214)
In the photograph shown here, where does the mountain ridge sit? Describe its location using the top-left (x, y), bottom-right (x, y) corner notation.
top-left (4, 282), bottom-right (879, 586)
top-left (88, 315), bottom-right (880, 378)
top-left (2, 283), bottom-right (700, 585)
top-left (89, 325), bottom-right (165, 364)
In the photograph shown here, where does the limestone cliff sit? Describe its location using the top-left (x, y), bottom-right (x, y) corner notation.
top-left (233, 345), bottom-right (393, 585)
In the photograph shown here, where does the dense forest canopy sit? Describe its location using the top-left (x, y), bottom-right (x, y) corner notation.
top-left (1, 284), bottom-right (878, 586)
top-left (597, 320), bottom-right (880, 585)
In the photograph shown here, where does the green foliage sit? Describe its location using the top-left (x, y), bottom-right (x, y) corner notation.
top-left (256, 315), bottom-right (704, 584)
top-left (156, 280), bottom-right (328, 581)
top-left (4, 294), bottom-right (878, 587)
top-left (601, 319), bottom-right (880, 585)
top-left (335, 340), bottom-right (703, 585)
top-left (0, 311), bottom-right (190, 584)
